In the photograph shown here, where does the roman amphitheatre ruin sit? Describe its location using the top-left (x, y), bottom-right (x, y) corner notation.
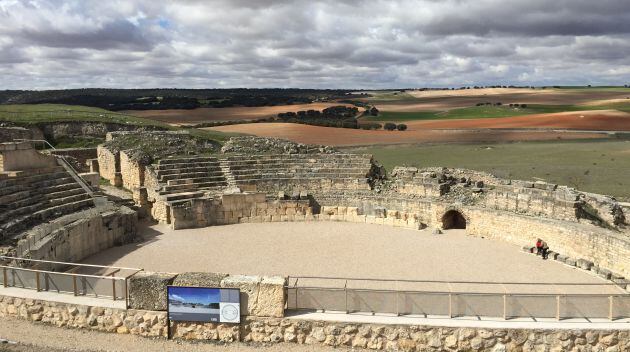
top-left (1, 126), bottom-right (629, 351)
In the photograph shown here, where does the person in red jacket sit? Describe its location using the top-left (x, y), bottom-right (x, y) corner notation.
top-left (535, 238), bottom-right (543, 256)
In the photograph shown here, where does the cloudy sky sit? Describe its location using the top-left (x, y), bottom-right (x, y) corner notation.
top-left (1, 0), bottom-right (630, 89)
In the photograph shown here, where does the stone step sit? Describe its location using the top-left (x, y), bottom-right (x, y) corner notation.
top-left (234, 173), bottom-right (367, 180)
top-left (230, 167), bottom-right (369, 175)
top-left (45, 185), bottom-right (86, 200)
top-left (162, 191), bottom-right (206, 202)
top-left (158, 169), bottom-right (225, 180)
top-left (157, 156), bottom-right (220, 165)
top-left (159, 182), bottom-right (227, 194)
top-left (166, 175), bottom-right (227, 186)
top-left (154, 161), bottom-right (222, 171)
top-left (49, 193), bottom-right (91, 207)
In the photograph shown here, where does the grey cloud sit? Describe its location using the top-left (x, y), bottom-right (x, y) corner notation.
top-left (0, 0), bottom-right (629, 89)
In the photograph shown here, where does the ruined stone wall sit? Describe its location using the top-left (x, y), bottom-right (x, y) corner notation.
top-left (466, 207), bottom-right (630, 277)
top-left (238, 177), bottom-right (372, 195)
top-left (0, 142), bottom-right (58, 172)
top-left (482, 183), bottom-right (580, 222)
top-left (168, 193), bottom-right (313, 230)
top-left (46, 147), bottom-right (97, 173)
top-left (16, 206), bottom-right (137, 264)
top-left (119, 150), bottom-right (145, 190)
top-left (96, 145), bottom-right (121, 187)
top-left (1, 294), bottom-right (627, 351)
top-left (0, 126), bottom-right (43, 143)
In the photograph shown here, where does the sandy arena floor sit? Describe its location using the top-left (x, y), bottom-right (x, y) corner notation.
top-left (82, 222), bottom-right (620, 295)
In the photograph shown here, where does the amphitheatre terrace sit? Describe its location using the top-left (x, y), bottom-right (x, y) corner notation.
top-left (1, 131), bottom-right (629, 351)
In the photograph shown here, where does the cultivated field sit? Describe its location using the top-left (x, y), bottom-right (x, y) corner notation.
top-left (364, 87), bottom-right (630, 113)
top-left (209, 122), bottom-right (614, 146)
top-left (122, 102), bottom-right (353, 125)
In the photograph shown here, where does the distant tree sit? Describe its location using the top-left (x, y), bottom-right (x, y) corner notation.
top-left (396, 124), bottom-right (408, 131)
top-left (370, 107), bottom-right (379, 116)
top-left (384, 123), bottom-right (397, 131)
top-left (521, 104), bottom-right (528, 108)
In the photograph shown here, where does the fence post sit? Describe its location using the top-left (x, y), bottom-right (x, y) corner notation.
top-left (3, 267), bottom-right (7, 287)
top-left (35, 272), bottom-right (40, 292)
top-left (448, 294), bottom-right (453, 318)
top-left (73, 276), bottom-right (77, 296)
top-left (556, 295), bottom-right (561, 321)
top-left (344, 280), bottom-right (348, 314)
top-left (503, 294), bottom-right (507, 320)
top-left (609, 296), bottom-right (614, 321)
top-left (112, 273), bottom-right (116, 301)
top-left (395, 280), bottom-right (399, 316)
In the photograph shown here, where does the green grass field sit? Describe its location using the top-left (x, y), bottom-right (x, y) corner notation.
top-left (346, 140), bottom-right (630, 200)
top-left (0, 104), bottom-right (171, 128)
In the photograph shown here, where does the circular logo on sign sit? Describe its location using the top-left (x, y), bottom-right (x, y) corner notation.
top-left (221, 304), bottom-right (239, 321)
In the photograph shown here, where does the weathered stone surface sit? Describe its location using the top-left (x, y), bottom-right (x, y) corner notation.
top-left (128, 271), bottom-right (177, 311)
top-left (4, 292), bottom-right (628, 350)
top-left (172, 272), bottom-right (227, 288)
top-left (220, 275), bottom-right (285, 318)
top-left (577, 259), bottom-right (594, 270)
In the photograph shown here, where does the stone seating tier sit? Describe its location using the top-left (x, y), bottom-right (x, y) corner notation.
top-left (166, 175), bottom-right (227, 186)
top-left (155, 160), bottom-right (220, 171)
top-left (0, 167), bottom-right (94, 239)
top-left (156, 156), bottom-right (220, 165)
top-left (158, 181), bottom-right (228, 195)
top-left (158, 170), bottom-right (225, 182)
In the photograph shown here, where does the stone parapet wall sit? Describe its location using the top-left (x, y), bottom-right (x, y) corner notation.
top-left (16, 206), bottom-right (138, 264)
top-left (466, 207), bottom-right (630, 277)
top-left (128, 271), bottom-right (285, 318)
top-left (0, 142), bottom-right (58, 172)
top-left (168, 193), bottom-right (312, 230)
top-left (1, 294), bottom-right (628, 351)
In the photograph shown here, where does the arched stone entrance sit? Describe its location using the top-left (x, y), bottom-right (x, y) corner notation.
top-left (442, 210), bottom-right (467, 229)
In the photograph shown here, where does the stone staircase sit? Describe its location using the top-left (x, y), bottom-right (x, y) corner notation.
top-left (218, 158), bottom-right (238, 189)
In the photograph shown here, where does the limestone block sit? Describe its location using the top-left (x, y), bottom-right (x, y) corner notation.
top-left (220, 275), bottom-right (286, 318)
top-left (173, 272), bottom-right (228, 288)
top-left (598, 268), bottom-right (612, 280)
top-left (576, 259), bottom-right (594, 271)
top-left (564, 258), bottom-right (577, 267)
top-left (128, 272), bottom-right (177, 311)
top-left (79, 172), bottom-right (100, 187)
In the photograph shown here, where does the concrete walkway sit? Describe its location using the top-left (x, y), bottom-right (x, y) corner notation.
top-left (286, 311), bottom-right (630, 330)
top-left (0, 286), bottom-right (126, 309)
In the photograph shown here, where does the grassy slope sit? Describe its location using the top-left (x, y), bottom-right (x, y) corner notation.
top-left (0, 104), bottom-right (238, 143)
top-left (347, 140), bottom-right (630, 200)
top-left (0, 104), bottom-right (171, 128)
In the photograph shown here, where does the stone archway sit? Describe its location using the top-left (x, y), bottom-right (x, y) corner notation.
top-left (442, 210), bottom-right (467, 229)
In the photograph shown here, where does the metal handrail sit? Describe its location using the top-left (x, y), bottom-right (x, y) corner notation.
top-left (0, 255), bottom-right (142, 272)
top-left (289, 285), bottom-right (630, 297)
top-left (287, 275), bottom-right (628, 287)
top-left (0, 265), bottom-right (127, 281)
top-left (13, 138), bottom-right (95, 196)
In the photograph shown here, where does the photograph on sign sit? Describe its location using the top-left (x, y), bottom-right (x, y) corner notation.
top-left (167, 286), bottom-right (240, 323)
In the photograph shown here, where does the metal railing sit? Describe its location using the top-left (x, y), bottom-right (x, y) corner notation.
top-left (13, 139), bottom-right (94, 196)
top-left (0, 256), bottom-right (142, 306)
top-left (286, 276), bottom-right (630, 321)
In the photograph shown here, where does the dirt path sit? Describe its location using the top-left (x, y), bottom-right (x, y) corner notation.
top-left (0, 316), bottom-right (334, 352)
